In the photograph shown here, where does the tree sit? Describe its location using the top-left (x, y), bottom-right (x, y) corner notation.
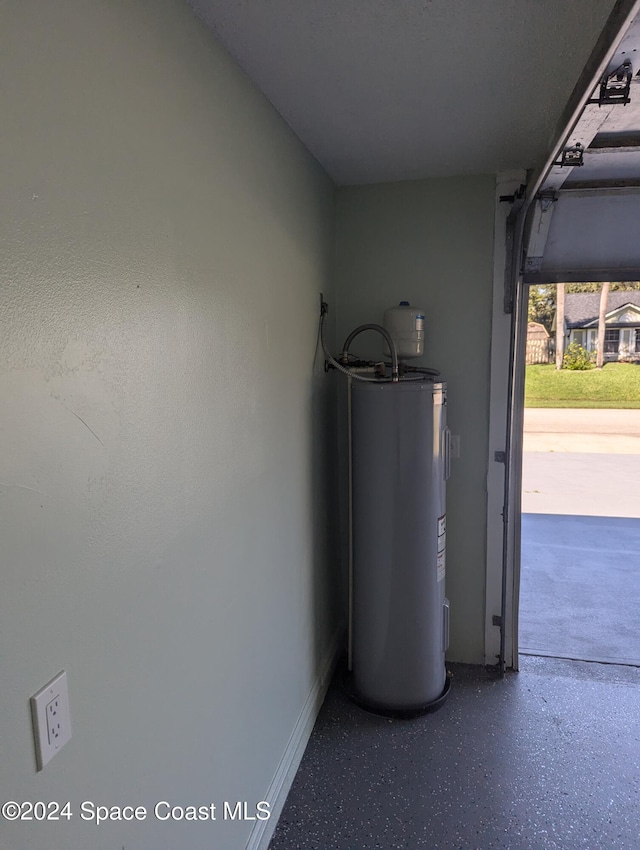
top-left (566, 281), bottom-right (640, 294)
top-left (595, 281), bottom-right (610, 369)
top-left (555, 284), bottom-right (565, 369)
top-left (528, 285), bottom-right (555, 332)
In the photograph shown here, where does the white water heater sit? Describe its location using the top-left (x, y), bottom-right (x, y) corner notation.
top-left (350, 380), bottom-right (451, 715)
top-left (318, 296), bottom-right (449, 716)
top-left (383, 301), bottom-right (425, 359)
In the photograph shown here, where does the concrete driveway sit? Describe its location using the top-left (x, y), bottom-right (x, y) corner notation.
top-left (520, 408), bottom-right (640, 665)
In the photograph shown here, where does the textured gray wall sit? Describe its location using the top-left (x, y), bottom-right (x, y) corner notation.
top-left (0, 2), bottom-right (338, 848)
top-left (334, 177), bottom-right (496, 664)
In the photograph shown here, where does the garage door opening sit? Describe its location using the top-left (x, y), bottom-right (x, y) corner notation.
top-left (487, 0), bottom-right (640, 673)
top-left (518, 281), bottom-right (640, 666)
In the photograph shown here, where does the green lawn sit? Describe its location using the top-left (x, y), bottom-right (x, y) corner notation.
top-left (525, 363), bottom-right (640, 408)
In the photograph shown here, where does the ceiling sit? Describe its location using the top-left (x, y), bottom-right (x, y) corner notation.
top-left (187, 0), bottom-right (617, 185)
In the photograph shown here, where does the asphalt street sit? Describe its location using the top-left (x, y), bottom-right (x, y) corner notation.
top-left (522, 408), bottom-right (640, 517)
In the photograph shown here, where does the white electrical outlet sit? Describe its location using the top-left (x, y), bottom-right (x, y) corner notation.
top-left (30, 671), bottom-right (72, 771)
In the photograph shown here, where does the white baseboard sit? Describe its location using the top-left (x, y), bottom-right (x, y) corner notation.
top-left (246, 627), bottom-right (344, 850)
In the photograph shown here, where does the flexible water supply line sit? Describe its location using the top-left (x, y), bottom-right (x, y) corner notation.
top-left (342, 324), bottom-right (400, 382)
top-left (319, 304), bottom-right (399, 383)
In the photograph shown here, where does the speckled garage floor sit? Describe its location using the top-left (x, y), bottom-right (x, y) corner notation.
top-left (269, 657), bottom-right (640, 850)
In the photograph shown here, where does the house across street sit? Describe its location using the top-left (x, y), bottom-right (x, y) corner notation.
top-left (560, 291), bottom-right (640, 362)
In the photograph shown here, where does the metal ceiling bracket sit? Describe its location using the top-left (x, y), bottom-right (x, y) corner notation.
top-left (554, 143), bottom-right (584, 167)
top-left (499, 184), bottom-right (526, 204)
top-left (539, 194), bottom-right (557, 213)
top-left (588, 59), bottom-right (633, 106)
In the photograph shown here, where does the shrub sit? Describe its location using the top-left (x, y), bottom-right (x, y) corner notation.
top-left (563, 342), bottom-right (594, 370)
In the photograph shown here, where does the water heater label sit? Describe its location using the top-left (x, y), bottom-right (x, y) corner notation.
top-left (437, 515), bottom-right (446, 582)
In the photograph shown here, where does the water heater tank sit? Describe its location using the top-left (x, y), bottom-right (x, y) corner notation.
top-left (383, 301), bottom-right (425, 359)
top-left (350, 380), bottom-right (450, 715)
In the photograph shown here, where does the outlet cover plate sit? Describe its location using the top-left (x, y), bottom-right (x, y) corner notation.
top-left (30, 671), bottom-right (72, 771)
